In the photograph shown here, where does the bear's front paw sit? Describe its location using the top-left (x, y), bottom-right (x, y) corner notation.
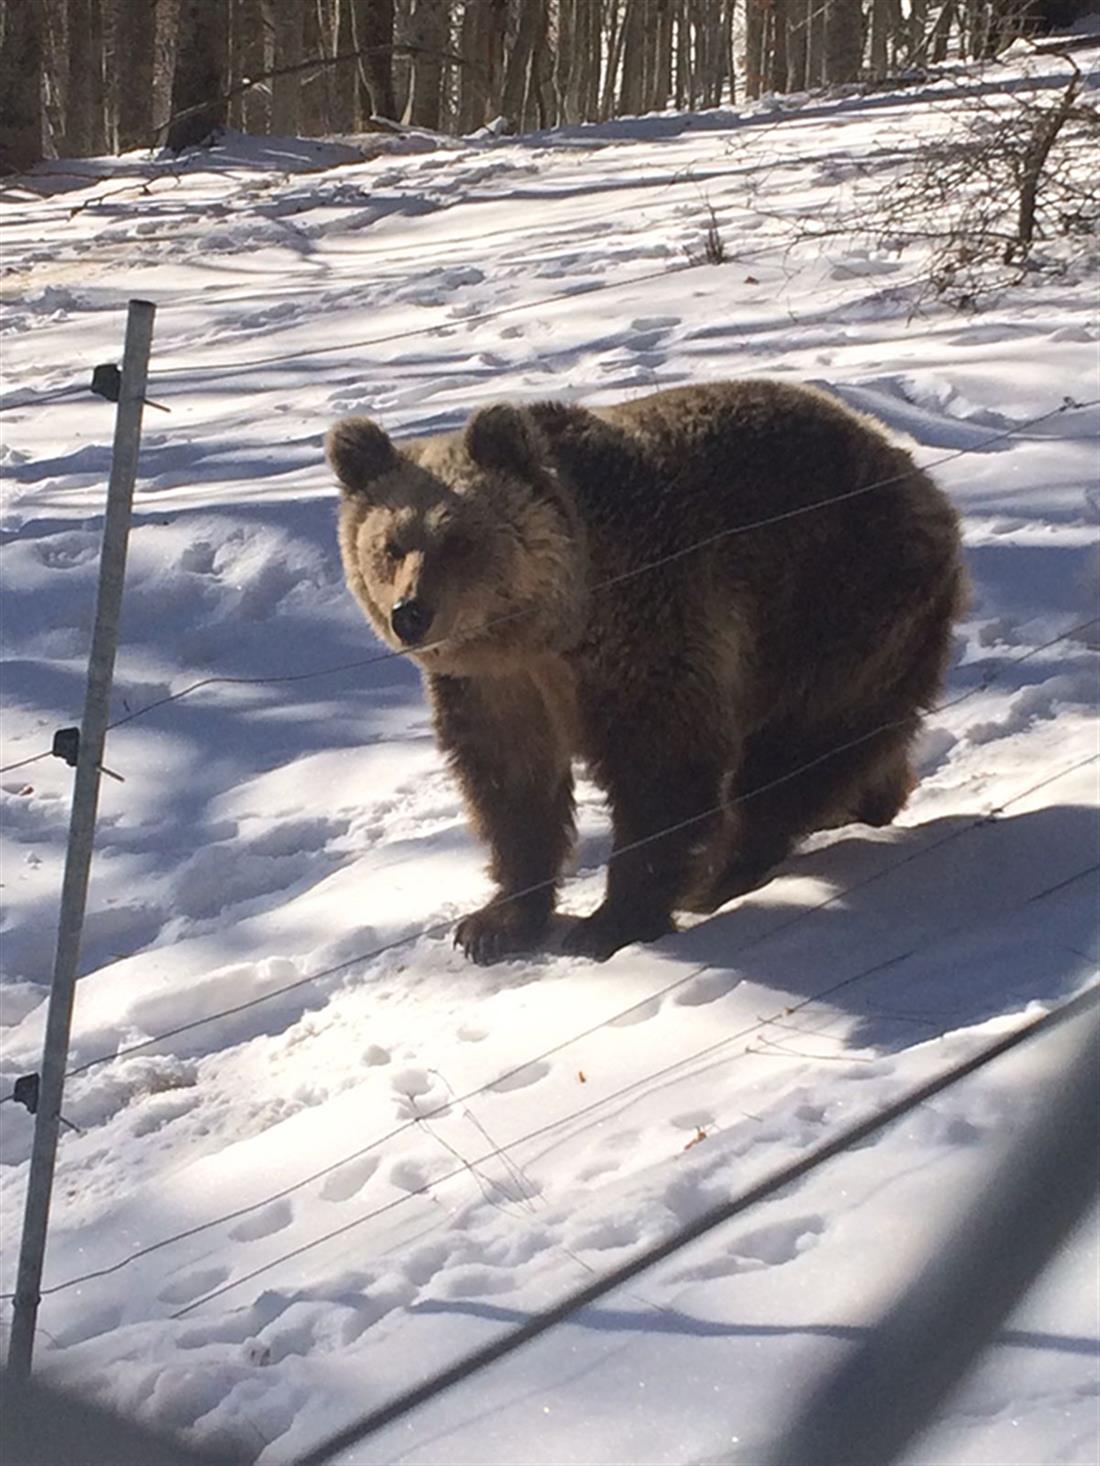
top-left (561, 903), bottom-right (675, 963)
top-left (454, 900), bottom-right (549, 965)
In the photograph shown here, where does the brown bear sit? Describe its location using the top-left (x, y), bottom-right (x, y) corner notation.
top-left (327, 380), bottom-right (965, 964)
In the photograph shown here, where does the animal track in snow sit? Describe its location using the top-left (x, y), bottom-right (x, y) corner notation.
top-left (670, 1108), bottom-right (716, 1132)
top-left (609, 996), bottom-right (662, 1027)
top-left (157, 1265), bottom-right (230, 1306)
top-left (575, 1156), bottom-right (623, 1182)
top-left (434, 1264), bottom-right (516, 1300)
top-left (402, 1240), bottom-right (458, 1285)
top-left (391, 1067), bottom-right (434, 1098)
top-left (390, 1067), bottom-right (450, 1118)
top-left (731, 1214), bottom-right (826, 1266)
top-left (630, 315), bottom-right (680, 331)
top-left (673, 971), bottom-right (739, 1007)
top-left (388, 1156), bottom-right (435, 1193)
top-left (319, 1154), bottom-right (381, 1202)
top-left (34, 531), bottom-right (99, 570)
top-left (51, 1303), bottom-right (123, 1347)
top-left (229, 1198), bottom-right (294, 1241)
top-left (566, 1216), bottom-right (638, 1251)
top-left (488, 1059), bottom-right (550, 1093)
top-left (177, 539), bottom-right (218, 575)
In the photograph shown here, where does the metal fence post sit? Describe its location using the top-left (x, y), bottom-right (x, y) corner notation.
top-left (7, 299), bottom-right (156, 1377)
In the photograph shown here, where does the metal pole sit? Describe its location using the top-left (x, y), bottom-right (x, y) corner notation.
top-left (8, 299), bottom-right (156, 1377)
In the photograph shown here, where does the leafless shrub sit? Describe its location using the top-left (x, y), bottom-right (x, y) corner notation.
top-left (725, 50), bottom-right (1097, 312)
top-left (872, 56), bottom-right (1097, 308)
top-left (703, 202), bottom-right (728, 264)
top-left (685, 198), bottom-right (729, 266)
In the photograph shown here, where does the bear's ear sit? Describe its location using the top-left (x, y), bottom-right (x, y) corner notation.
top-left (325, 417), bottom-right (396, 497)
top-left (464, 403), bottom-right (542, 477)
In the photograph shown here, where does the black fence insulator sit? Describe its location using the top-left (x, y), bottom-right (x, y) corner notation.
top-left (90, 362), bottom-right (170, 413)
top-left (12, 1074), bottom-right (39, 1115)
top-left (90, 363), bottom-right (122, 402)
top-left (50, 728), bottom-right (80, 768)
top-left (50, 727), bottom-right (125, 783)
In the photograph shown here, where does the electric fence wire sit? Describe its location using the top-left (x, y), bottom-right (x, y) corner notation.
top-left (2, 392), bottom-right (1096, 779)
top-left (3, 749), bottom-right (1094, 1309)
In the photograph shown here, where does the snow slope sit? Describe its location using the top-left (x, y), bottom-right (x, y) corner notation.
top-left (1, 47), bottom-right (1098, 1465)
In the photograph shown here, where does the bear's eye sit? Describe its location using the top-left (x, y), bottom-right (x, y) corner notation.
top-left (384, 539), bottom-right (404, 561)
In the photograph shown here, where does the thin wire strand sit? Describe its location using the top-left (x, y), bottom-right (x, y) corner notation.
top-left (13, 620), bottom-right (1092, 1096)
top-left (0, 261), bottom-right (695, 417)
top-left (3, 393), bottom-right (1095, 777)
top-left (8, 751), bottom-right (1094, 1305)
top-left (1, 618), bottom-right (1092, 1104)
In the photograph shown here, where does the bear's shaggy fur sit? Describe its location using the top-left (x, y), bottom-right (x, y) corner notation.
top-left (327, 380), bottom-right (965, 963)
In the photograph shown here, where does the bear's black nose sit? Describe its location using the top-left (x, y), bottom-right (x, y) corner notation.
top-left (391, 598), bottom-right (431, 646)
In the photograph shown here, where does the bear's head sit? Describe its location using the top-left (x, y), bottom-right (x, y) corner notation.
top-left (327, 404), bottom-right (588, 676)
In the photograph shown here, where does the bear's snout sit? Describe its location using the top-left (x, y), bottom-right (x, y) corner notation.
top-left (391, 597), bottom-right (432, 646)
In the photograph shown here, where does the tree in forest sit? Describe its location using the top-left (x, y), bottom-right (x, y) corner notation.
top-left (165, 0), bottom-right (229, 149)
top-left (0, 0), bottom-right (44, 171)
top-left (824, 0), bottom-right (865, 81)
top-left (8, 0), bottom-right (1087, 168)
top-left (116, 0), bottom-right (159, 151)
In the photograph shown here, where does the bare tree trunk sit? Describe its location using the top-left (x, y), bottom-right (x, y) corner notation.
top-left (116, 0), bottom-right (157, 149)
top-left (332, 0), bottom-right (360, 128)
top-left (458, 0), bottom-right (486, 128)
top-left (824, 0), bottom-right (863, 81)
top-left (521, 0), bottom-right (551, 126)
top-left (787, 0), bottom-right (807, 86)
top-left (807, 0), bottom-right (826, 83)
top-left (268, 0), bottom-right (302, 133)
top-left (692, 0), bottom-right (708, 104)
top-left (601, 0), bottom-right (629, 116)
top-left (532, 28), bottom-right (556, 125)
top-left (227, 0), bottom-right (270, 132)
top-left (619, 0), bottom-right (646, 113)
top-left (652, 0), bottom-right (673, 108)
top-left (930, 0), bottom-right (956, 62)
top-left (403, 0), bottom-right (445, 127)
top-left (962, 0), bottom-right (980, 57)
top-left (459, 0), bottom-right (504, 127)
top-left (0, 0), bottom-right (44, 170)
top-left (358, 0), bottom-right (397, 121)
top-left (301, 0), bottom-right (332, 132)
top-left (555, 0), bottom-right (574, 120)
top-left (710, 0), bottom-right (729, 102)
top-left (869, 0), bottom-right (888, 74)
top-left (744, 0), bottom-right (764, 97)
top-left (165, 0), bottom-right (228, 149)
top-left (62, 0), bottom-right (107, 154)
top-left (906, 0), bottom-right (927, 63)
top-left (582, 0), bottom-right (602, 117)
top-left (769, 0), bottom-right (790, 89)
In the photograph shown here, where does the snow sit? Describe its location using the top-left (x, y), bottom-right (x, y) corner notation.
top-left (1, 45), bottom-right (1098, 1466)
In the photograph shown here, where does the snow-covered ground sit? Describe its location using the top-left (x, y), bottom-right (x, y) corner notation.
top-left (1, 46), bottom-right (1098, 1466)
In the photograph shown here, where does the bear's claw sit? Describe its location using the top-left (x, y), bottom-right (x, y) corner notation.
top-left (454, 901), bottom-right (546, 965)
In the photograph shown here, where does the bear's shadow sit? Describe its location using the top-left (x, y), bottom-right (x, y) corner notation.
top-left (546, 801), bottom-right (1097, 1053)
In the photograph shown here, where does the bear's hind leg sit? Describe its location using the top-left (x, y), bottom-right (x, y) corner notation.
top-left (697, 721), bottom-right (917, 912)
top-left (842, 735), bottom-right (916, 828)
top-left (563, 676), bottom-right (732, 961)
